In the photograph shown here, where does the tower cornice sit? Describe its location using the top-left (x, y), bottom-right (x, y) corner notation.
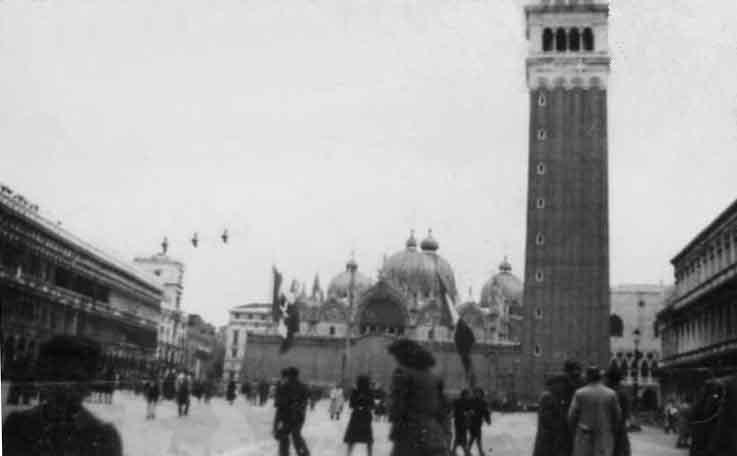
top-left (527, 55), bottom-right (610, 89)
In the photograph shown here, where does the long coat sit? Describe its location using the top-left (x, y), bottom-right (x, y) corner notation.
top-left (533, 376), bottom-right (574, 456)
top-left (388, 366), bottom-right (447, 456)
top-left (2, 405), bottom-right (122, 456)
top-left (710, 375), bottom-right (737, 455)
top-left (274, 379), bottom-right (309, 436)
top-left (568, 382), bottom-right (622, 456)
top-left (343, 390), bottom-right (374, 444)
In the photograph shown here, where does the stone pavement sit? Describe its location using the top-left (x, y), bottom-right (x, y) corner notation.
top-left (2, 391), bottom-right (687, 456)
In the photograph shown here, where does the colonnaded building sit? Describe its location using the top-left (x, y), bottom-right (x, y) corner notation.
top-left (229, 0), bottom-right (614, 401)
top-left (657, 198), bottom-right (737, 399)
top-left (0, 184), bottom-right (163, 381)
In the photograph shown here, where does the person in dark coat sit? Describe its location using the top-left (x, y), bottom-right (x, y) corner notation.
top-left (273, 367), bottom-right (310, 456)
top-left (144, 377), bottom-right (160, 420)
top-left (452, 389), bottom-right (472, 456)
top-left (707, 374), bottom-right (737, 456)
top-left (344, 375), bottom-right (375, 456)
top-left (532, 375), bottom-right (574, 456)
top-left (259, 378), bottom-right (270, 406)
top-left (436, 380), bottom-right (453, 455)
top-left (468, 388), bottom-right (491, 455)
top-left (689, 376), bottom-right (736, 456)
top-left (226, 379), bottom-right (237, 405)
top-left (386, 338), bottom-right (448, 456)
top-left (176, 372), bottom-right (191, 416)
top-left (605, 366), bottom-right (631, 456)
top-left (2, 335), bottom-right (122, 456)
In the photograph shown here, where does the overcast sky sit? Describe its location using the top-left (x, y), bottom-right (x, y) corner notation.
top-left (2, 0), bottom-right (736, 326)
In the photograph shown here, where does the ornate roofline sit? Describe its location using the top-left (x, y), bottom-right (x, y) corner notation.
top-left (0, 191), bottom-right (163, 294)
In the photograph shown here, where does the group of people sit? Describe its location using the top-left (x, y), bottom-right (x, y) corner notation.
top-left (238, 378), bottom-right (274, 406)
top-left (141, 370), bottom-right (210, 419)
top-left (451, 388), bottom-right (492, 456)
top-left (663, 397), bottom-right (691, 448)
top-left (532, 361), bottom-right (630, 456)
top-left (272, 338), bottom-right (495, 456)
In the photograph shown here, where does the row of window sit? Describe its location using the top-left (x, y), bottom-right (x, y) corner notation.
top-left (674, 228), bottom-right (737, 292)
top-left (542, 27), bottom-right (595, 52)
top-left (233, 312), bottom-right (269, 321)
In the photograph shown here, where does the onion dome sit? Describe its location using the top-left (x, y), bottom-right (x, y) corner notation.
top-left (382, 230), bottom-right (458, 299)
top-left (479, 257), bottom-right (524, 310)
top-left (406, 230), bottom-right (418, 249)
top-left (420, 229), bottom-right (439, 252)
top-left (327, 257), bottom-right (373, 300)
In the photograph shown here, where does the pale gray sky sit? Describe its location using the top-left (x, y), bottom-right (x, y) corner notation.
top-left (2, 0), bottom-right (736, 326)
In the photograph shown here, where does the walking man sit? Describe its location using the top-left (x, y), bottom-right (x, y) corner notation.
top-left (468, 388), bottom-right (491, 455)
top-left (273, 367), bottom-right (310, 456)
top-left (144, 377), bottom-right (160, 420)
top-left (176, 371), bottom-right (191, 417)
top-left (568, 366), bottom-right (622, 456)
top-left (452, 389), bottom-right (472, 456)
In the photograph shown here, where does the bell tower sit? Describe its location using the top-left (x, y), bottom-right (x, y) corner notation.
top-left (521, 0), bottom-right (611, 398)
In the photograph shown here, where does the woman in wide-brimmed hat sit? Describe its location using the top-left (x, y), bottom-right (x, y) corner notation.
top-left (386, 339), bottom-right (447, 456)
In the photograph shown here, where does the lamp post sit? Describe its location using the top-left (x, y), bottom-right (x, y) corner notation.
top-left (342, 257), bottom-right (357, 388)
top-left (630, 328), bottom-right (642, 431)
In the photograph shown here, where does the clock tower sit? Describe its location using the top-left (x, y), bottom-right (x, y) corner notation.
top-left (521, 0), bottom-right (611, 398)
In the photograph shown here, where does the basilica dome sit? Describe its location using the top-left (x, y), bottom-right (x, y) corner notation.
top-left (381, 230), bottom-right (458, 300)
top-left (326, 258), bottom-right (373, 301)
top-left (479, 257), bottom-right (523, 311)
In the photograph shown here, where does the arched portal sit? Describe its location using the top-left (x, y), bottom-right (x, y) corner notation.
top-left (355, 280), bottom-right (409, 336)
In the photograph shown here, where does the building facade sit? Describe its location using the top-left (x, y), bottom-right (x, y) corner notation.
top-left (521, 0), bottom-right (612, 400)
top-left (239, 231), bottom-right (523, 398)
top-left (134, 253), bottom-right (186, 372)
top-left (609, 284), bottom-right (668, 409)
top-left (223, 303), bottom-right (273, 382)
top-left (183, 313), bottom-right (217, 380)
top-left (0, 184), bottom-right (163, 381)
top-left (657, 198), bottom-right (737, 398)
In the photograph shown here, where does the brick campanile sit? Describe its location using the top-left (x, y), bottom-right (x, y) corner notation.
top-left (521, 0), bottom-right (611, 399)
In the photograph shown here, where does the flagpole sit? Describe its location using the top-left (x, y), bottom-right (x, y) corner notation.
top-left (343, 257), bottom-right (356, 388)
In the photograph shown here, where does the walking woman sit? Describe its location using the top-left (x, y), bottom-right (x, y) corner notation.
top-left (387, 338), bottom-right (448, 456)
top-left (344, 375), bottom-right (375, 456)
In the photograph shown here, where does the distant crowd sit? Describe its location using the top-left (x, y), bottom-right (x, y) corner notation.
top-left (2, 335), bottom-right (736, 456)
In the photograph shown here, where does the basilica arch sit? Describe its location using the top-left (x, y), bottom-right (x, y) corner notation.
top-left (354, 280), bottom-right (409, 336)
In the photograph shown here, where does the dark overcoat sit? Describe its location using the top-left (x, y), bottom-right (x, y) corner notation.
top-left (388, 366), bottom-right (447, 456)
top-left (2, 405), bottom-right (122, 456)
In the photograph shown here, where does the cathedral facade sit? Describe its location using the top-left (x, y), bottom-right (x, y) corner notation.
top-left (240, 230), bottom-right (524, 397)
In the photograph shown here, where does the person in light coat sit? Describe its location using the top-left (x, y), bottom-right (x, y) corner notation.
top-left (568, 366), bottom-right (622, 456)
top-left (329, 384), bottom-right (345, 420)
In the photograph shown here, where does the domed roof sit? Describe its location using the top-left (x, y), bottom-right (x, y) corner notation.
top-left (381, 230), bottom-right (458, 299)
top-left (420, 229), bottom-right (439, 252)
top-left (327, 258), bottom-right (373, 300)
top-left (479, 257), bottom-right (523, 309)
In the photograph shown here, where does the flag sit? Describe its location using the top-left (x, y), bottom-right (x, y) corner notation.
top-left (272, 267), bottom-right (300, 354)
top-left (272, 266), bottom-right (283, 323)
top-left (437, 272), bottom-right (476, 381)
top-left (280, 298), bottom-right (300, 354)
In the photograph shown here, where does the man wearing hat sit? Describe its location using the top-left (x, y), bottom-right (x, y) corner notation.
top-left (2, 335), bottom-right (122, 455)
top-left (568, 366), bottom-right (622, 456)
top-left (273, 366), bottom-right (310, 456)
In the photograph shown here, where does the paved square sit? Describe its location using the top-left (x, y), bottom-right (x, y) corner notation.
top-left (68, 392), bottom-right (688, 456)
